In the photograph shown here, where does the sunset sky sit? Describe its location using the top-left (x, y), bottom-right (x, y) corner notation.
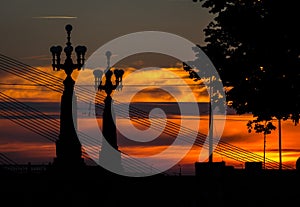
top-left (1, 0), bottom-right (300, 176)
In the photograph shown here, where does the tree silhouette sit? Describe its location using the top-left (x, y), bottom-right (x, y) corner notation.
top-left (195, 0), bottom-right (300, 169)
top-left (183, 45), bottom-right (227, 163)
top-left (247, 118), bottom-right (276, 169)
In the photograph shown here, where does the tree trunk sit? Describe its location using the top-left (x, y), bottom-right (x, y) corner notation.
top-left (278, 118), bottom-right (282, 170)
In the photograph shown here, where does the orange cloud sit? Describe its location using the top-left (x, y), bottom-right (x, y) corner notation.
top-left (0, 65), bottom-right (67, 102)
top-left (2, 62), bottom-right (300, 174)
top-left (109, 66), bottom-right (209, 103)
top-left (0, 141), bottom-right (55, 165)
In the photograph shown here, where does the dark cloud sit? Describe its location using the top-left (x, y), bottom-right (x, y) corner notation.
top-left (125, 101), bottom-right (210, 117)
top-left (0, 102), bottom-right (60, 120)
top-left (221, 133), bottom-right (255, 144)
top-left (114, 53), bottom-right (182, 69)
top-left (267, 148), bottom-right (300, 152)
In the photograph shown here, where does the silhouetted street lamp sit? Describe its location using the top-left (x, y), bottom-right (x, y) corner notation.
top-left (98, 51), bottom-right (124, 171)
top-left (50, 24), bottom-right (86, 168)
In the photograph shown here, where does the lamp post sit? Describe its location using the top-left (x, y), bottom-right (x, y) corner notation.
top-left (50, 24), bottom-right (86, 168)
top-left (98, 51), bottom-right (124, 171)
top-left (208, 79), bottom-right (214, 163)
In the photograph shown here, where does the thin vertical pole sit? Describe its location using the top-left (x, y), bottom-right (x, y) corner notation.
top-left (208, 84), bottom-right (213, 163)
top-left (263, 133), bottom-right (266, 169)
top-left (278, 118), bottom-right (282, 170)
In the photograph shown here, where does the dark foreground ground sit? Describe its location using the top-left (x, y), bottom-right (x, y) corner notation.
top-left (1, 165), bottom-right (300, 207)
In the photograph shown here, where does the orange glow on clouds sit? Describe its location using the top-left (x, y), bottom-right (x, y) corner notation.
top-left (112, 67), bottom-right (209, 103)
top-left (1, 66), bottom-right (66, 102)
top-left (0, 141), bottom-right (55, 164)
top-left (2, 63), bottom-right (300, 174)
top-left (0, 120), bottom-right (55, 164)
top-left (76, 65), bottom-right (209, 103)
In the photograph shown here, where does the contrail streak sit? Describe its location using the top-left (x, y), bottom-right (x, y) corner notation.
top-left (32, 16), bottom-right (78, 19)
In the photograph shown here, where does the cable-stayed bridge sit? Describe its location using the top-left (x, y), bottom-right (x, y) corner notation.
top-left (0, 53), bottom-right (295, 172)
top-left (0, 92), bottom-right (165, 175)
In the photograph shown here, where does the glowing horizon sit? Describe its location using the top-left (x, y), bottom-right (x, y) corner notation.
top-left (1, 64), bottom-right (300, 174)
